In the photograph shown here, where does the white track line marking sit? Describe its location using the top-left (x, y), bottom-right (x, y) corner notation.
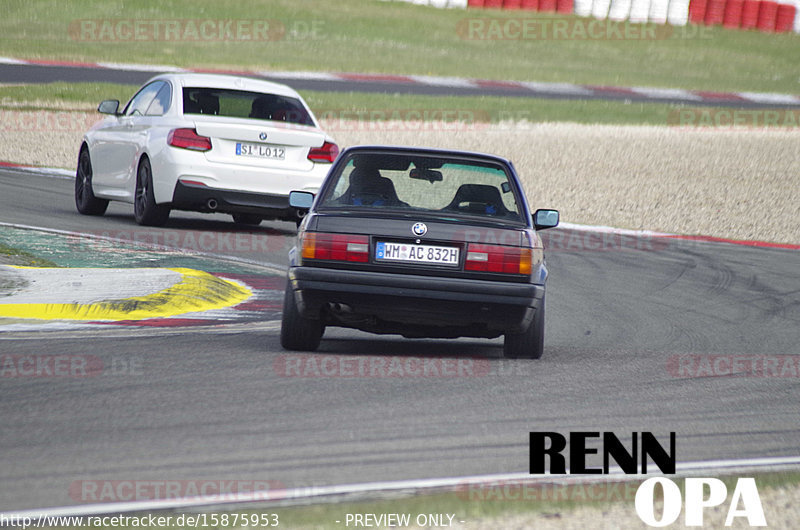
top-left (260, 71), bottom-right (341, 81)
top-left (408, 75), bottom-right (478, 88)
top-left (1, 164), bottom-right (74, 178)
top-left (94, 62), bottom-right (188, 73)
top-left (3, 456), bottom-right (800, 518)
top-left (558, 221), bottom-right (672, 237)
top-left (6, 165), bottom-right (797, 250)
top-left (4, 56), bottom-right (800, 106)
top-left (0, 56), bottom-right (29, 65)
top-left (736, 92), bottom-right (800, 105)
top-left (630, 86), bottom-right (702, 101)
top-left (519, 81), bottom-right (593, 96)
top-left (0, 221), bottom-right (287, 274)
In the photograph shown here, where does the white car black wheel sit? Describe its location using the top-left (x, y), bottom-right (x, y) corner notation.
top-left (134, 157), bottom-right (170, 227)
top-left (75, 147), bottom-right (109, 216)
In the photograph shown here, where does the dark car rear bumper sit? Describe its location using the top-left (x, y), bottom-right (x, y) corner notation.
top-left (288, 266), bottom-right (544, 337)
top-left (171, 181), bottom-right (300, 220)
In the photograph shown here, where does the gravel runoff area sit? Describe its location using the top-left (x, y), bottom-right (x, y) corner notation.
top-left (1, 109), bottom-right (798, 244)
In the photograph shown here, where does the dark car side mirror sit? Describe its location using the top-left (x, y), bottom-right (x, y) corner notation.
top-left (97, 99), bottom-right (120, 115)
top-left (534, 209), bottom-right (559, 230)
top-left (289, 191), bottom-right (315, 210)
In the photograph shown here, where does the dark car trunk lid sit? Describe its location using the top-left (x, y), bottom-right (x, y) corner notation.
top-left (305, 212), bottom-right (534, 280)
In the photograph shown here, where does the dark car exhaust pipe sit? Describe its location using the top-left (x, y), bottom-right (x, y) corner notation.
top-left (206, 198), bottom-right (218, 210)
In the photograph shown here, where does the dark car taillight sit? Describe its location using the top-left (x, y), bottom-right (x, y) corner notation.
top-left (168, 128), bottom-right (212, 151)
top-left (465, 244), bottom-right (532, 275)
top-left (301, 232), bottom-right (368, 263)
top-left (307, 141), bottom-right (339, 163)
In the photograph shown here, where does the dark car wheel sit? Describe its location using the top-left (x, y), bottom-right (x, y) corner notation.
top-left (232, 213), bottom-right (262, 226)
top-left (134, 157), bottom-right (170, 226)
top-left (504, 294), bottom-right (545, 359)
top-left (280, 285), bottom-right (324, 351)
top-left (75, 147), bottom-right (109, 216)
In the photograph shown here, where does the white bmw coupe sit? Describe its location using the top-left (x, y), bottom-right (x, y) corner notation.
top-left (75, 73), bottom-right (338, 226)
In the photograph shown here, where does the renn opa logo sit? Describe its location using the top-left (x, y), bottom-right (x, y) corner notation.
top-left (529, 432), bottom-right (766, 527)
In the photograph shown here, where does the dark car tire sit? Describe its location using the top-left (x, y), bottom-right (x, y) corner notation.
top-left (134, 157), bottom-right (170, 226)
top-left (75, 147), bottom-right (109, 216)
top-left (232, 213), bottom-right (262, 226)
top-left (504, 293), bottom-right (545, 359)
top-left (280, 285), bottom-right (324, 351)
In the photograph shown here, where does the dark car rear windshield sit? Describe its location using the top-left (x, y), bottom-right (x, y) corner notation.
top-left (318, 152), bottom-right (524, 222)
top-left (182, 87), bottom-right (315, 126)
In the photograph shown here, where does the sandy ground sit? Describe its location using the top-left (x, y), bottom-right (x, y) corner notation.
top-left (0, 109), bottom-right (798, 244)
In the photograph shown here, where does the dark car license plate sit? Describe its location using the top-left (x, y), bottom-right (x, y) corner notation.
top-left (375, 241), bottom-right (459, 266)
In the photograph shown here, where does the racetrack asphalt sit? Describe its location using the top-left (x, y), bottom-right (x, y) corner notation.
top-left (1, 167), bottom-right (799, 511)
top-left (3, 59), bottom-right (800, 108)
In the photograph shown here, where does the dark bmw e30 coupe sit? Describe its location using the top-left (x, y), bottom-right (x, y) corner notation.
top-left (281, 146), bottom-right (559, 359)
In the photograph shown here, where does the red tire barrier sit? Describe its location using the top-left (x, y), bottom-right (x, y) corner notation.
top-left (521, 0), bottom-right (540, 8)
top-left (740, 0), bottom-right (761, 28)
top-left (757, 0), bottom-right (778, 31)
top-left (689, 0), bottom-right (709, 23)
top-left (504, 0), bottom-right (523, 7)
top-left (539, 0), bottom-right (558, 11)
top-left (723, 0), bottom-right (745, 27)
top-left (557, 0), bottom-right (574, 12)
top-left (484, 0), bottom-right (504, 7)
top-left (775, 3), bottom-right (797, 31)
top-left (704, 0), bottom-right (727, 24)
top-left (468, 0), bottom-right (486, 7)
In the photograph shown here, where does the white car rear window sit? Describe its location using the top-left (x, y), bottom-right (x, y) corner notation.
top-left (182, 87), bottom-right (314, 127)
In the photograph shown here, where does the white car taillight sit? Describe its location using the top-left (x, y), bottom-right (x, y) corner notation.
top-left (307, 141), bottom-right (339, 163)
top-left (168, 128), bottom-right (212, 151)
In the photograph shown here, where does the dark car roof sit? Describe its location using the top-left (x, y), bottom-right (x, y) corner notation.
top-left (338, 145), bottom-right (514, 167)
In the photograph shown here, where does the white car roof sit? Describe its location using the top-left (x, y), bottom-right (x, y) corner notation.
top-left (146, 72), bottom-right (304, 99)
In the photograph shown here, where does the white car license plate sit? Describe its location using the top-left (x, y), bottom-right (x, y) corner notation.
top-left (375, 241), bottom-right (459, 266)
top-left (235, 142), bottom-right (286, 160)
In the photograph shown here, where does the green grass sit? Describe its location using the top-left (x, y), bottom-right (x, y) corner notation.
top-left (38, 471), bottom-right (800, 529)
top-left (1, 0), bottom-right (798, 94)
top-left (303, 90), bottom-right (687, 126)
top-left (0, 82), bottom-right (709, 126)
top-left (0, 242), bottom-right (59, 268)
top-left (0, 83), bottom-right (133, 109)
